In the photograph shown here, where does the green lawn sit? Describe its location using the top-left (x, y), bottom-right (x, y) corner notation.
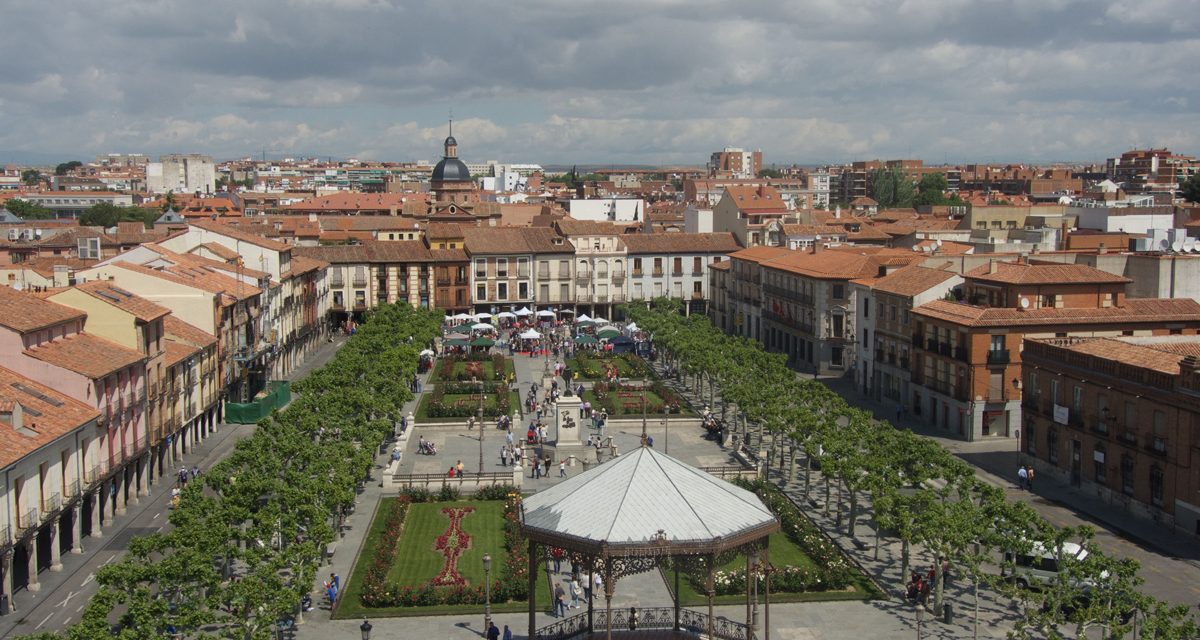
top-left (430, 358), bottom-right (516, 383)
top-left (415, 390), bottom-right (522, 422)
top-left (666, 531), bottom-right (880, 606)
top-left (566, 353), bottom-right (654, 381)
top-left (338, 499), bottom-right (553, 619)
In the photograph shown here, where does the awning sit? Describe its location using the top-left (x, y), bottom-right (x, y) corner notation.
top-left (519, 329), bottom-right (542, 339)
top-left (574, 334), bottom-right (598, 344)
top-left (515, 307), bottom-right (533, 316)
top-left (536, 309), bottom-right (556, 318)
top-left (470, 337), bottom-right (495, 347)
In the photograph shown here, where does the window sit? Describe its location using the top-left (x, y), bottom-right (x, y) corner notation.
top-left (559, 284), bottom-right (568, 301)
top-left (1050, 379), bottom-right (1060, 405)
top-left (1121, 454), bottom-right (1134, 495)
top-left (518, 281), bottom-right (529, 299)
top-left (832, 313), bottom-right (845, 338)
top-left (497, 282), bottom-right (508, 300)
top-left (832, 284), bottom-right (845, 299)
top-left (1093, 444), bottom-right (1106, 484)
top-left (496, 258), bottom-right (508, 278)
top-left (633, 258), bottom-right (643, 275)
top-left (693, 256), bottom-right (702, 274)
top-left (863, 297), bottom-right (869, 318)
top-left (693, 281), bottom-right (702, 295)
top-left (476, 284), bottom-right (486, 301)
top-left (517, 257), bottom-right (529, 277)
top-left (1026, 423), bottom-right (1037, 455)
top-left (539, 284), bottom-right (549, 301)
top-left (890, 304), bottom-right (897, 321)
top-left (1047, 428), bottom-right (1059, 464)
top-left (672, 257), bottom-right (683, 275)
top-left (475, 259), bottom-right (486, 278)
top-left (1072, 386), bottom-right (1082, 416)
top-left (558, 260), bottom-right (570, 278)
top-left (1124, 401), bottom-right (1137, 432)
top-left (901, 309), bottom-right (910, 326)
top-left (1150, 465), bottom-right (1164, 507)
top-left (538, 260), bottom-right (550, 278)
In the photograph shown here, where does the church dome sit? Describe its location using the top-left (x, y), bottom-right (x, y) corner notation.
top-left (432, 156), bottom-right (471, 183)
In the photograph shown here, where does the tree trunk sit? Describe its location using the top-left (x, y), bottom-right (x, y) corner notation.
top-left (933, 555), bottom-right (944, 609)
top-left (972, 576), bottom-right (980, 640)
top-left (900, 540), bottom-right (910, 590)
top-left (823, 476), bottom-right (831, 513)
top-left (847, 487), bottom-right (859, 537)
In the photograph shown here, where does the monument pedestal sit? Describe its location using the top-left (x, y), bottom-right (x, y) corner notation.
top-left (548, 393), bottom-right (589, 466)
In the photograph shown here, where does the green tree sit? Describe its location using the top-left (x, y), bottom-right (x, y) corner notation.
top-left (1180, 174), bottom-right (1200, 203)
top-left (79, 202), bottom-right (123, 227)
top-left (20, 169), bottom-right (42, 186)
top-left (4, 198), bottom-right (53, 220)
top-left (54, 160), bottom-right (82, 176)
top-left (913, 172), bottom-right (950, 207)
top-left (757, 168), bottom-right (783, 179)
top-left (868, 166), bottom-right (915, 209)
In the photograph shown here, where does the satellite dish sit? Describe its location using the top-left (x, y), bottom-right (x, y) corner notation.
top-left (911, 245), bottom-right (921, 252)
top-left (1159, 239), bottom-right (1171, 251)
top-left (1020, 297), bottom-right (1030, 309)
top-left (1184, 237), bottom-right (1196, 253)
top-left (1172, 240), bottom-right (1184, 253)
top-left (935, 239), bottom-right (943, 248)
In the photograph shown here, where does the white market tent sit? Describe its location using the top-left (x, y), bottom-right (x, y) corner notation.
top-left (472, 323), bottom-right (495, 331)
top-left (574, 313), bottom-right (592, 323)
top-left (514, 307), bottom-right (533, 317)
top-left (518, 329), bottom-right (542, 340)
top-left (496, 311), bottom-right (517, 319)
top-left (536, 309), bottom-right (556, 318)
top-left (592, 316), bottom-right (609, 324)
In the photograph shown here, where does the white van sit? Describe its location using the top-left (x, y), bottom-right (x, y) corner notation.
top-left (1002, 541), bottom-right (1089, 589)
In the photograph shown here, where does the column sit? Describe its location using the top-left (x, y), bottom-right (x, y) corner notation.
top-left (115, 475), bottom-right (127, 516)
top-left (763, 544), bottom-right (771, 640)
top-left (705, 554), bottom-right (715, 640)
top-left (526, 540), bottom-right (537, 639)
top-left (48, 522), bottom-right (62, 572)
top-left (137, 457), bottom-right (149, 497)
top-left (604, 558), bottom-right (615, 640)
top-left (25, 542), bottom-right (39, 592)
top-left (2, 550), bottom-right (14, 612)
top-left (92, 491), bottom-right (106, 536)
top-left (71, 504), bottom-right (84, 553)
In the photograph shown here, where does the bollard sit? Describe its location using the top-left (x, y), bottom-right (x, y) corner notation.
top-left (943, 603), bottom-right (952, 624)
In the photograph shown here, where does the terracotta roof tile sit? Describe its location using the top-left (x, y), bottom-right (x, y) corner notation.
top-left (965, 261), bottom-right (1131, 285)
top-left (914, 298), bottom-right (1200, 327)
top-left (73, 281), bottom-right (171, 322)
top-left (162, 339), bottom-right (199, 368)
top-left (196, 242), bottom-right (239, 261)
top-left (728, 246), bottom-right (794, 264)
top-left (762, 248), bottom-right (924, 280)
top-left (188, 219), bottom-right (291, 252)
top-left (0, 285), bottom-right (86, 334)
top-left (621, 233), bottom-right (741, 254)
top-left (0, 366), bottom-right (99, 468)
top-left (855, 265), bottom-right (960, 296)
top-left (164, 315), bottom-right (216, 348)
top-left (24, 332), bottom-right (145, 379)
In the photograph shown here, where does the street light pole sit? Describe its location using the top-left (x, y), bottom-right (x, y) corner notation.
top-left (478, 380), bottom-right (485, 475)
top-left (664, 404), bottom-right (670, 454)
top-left (483, 554), bottom-right (493, 633)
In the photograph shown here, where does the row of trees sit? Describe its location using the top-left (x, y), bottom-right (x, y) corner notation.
top-left (22, 303), bottom-right (443, 640)
top-left (869, 168), bottom-right (965, 209)
top-left (627, 299), bottom-right (1196, 639)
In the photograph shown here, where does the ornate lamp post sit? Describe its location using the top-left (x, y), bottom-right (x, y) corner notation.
top-left (483, 553), bottom-right (493, 632)
top-left (478, 380), bottom-right (485, 476)
top-left (359, 619), bottom-right (372, 640)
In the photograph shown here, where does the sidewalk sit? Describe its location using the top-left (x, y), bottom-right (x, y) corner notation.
top-left (0, 336), bottom-right (348, 637)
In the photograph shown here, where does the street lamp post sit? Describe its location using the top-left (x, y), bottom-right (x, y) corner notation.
top-left (360, 619), bottom-right (372, 640)
top-left (483, 554), bottom-right (493, 632)
top-left (478, 380), bottom-right (485, 476)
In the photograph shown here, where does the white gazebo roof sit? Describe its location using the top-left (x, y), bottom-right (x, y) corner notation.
top-left (521, 447), bottom-right (776, 549)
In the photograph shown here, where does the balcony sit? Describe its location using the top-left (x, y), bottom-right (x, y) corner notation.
top-left (652, 269), bottom-right (664, 278)
top-left (0, 524), bottom-right (9, 548)
top-left (1090, 419), bottom-right (1110, 437)
top-left (596, 295), bottom-right (608, 303)
top-left (691, 292), bottom-right (704, 300)
top-left (18, 507), bottom-right (38, 531)
top-left (954, 346), bottom-right (969, 362)
top-left (611, 293), bottom-right (626, 302)
top-left (330, 278), bottom-right (345, 288)
top-left (1147, 436), bottom-right (1168, 457)
top-left (900, 356), bottom-right (910, 369)
top-left (874, 348), bottom-right (884, 361)
top-left (1022, 395), bottom-right (1043, 413)
top-left (611, 271), bottom-right (625, 283)
top-left (576, 293), bottom-right (592, 303)
top-left (692, 270), bottom-right (703, 276)
top-left (83, 464), bottom-right (101, 485)
top-left (42, 492), bottom-right (61, 514)
top-left (632, 269), bottom-right (644, 277)
top-left (671, 270), bottom-right (684, 277)
top-left (1118, 431), bottom-right (1138, 446)
top-left (938, 342), bottom-right (952, 357)
top-left (352, 276), bottom-right (367, 287)
top-left (926, 336), bottom-right (938, 351)
top-left (436, 276), bottom-right (451, 286)
top-left (536, 271), bottom-right (550, 281)
top-left (911, 333), bottom-right (922, 346)
top-left (575, 274), bottom-right (591, 284)
top-left (986, 349), bottom-right (1011, 365)
top-left (65, 478), bottom-right (80, 498)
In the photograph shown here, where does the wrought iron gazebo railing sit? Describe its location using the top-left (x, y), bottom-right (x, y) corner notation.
top-left (534, 607), bottom-right (755, 640)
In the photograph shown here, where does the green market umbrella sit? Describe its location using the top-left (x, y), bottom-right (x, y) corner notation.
top-left (574, 334), bottom-right (598, 345)
top-left (596, 326), bottom-right (621, 337)
top-left (470, 337), bottom-right (495, 347)
top-left (451, 323), bottom-right (475, 333)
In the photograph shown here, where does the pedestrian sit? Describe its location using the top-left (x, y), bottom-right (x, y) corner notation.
top-left (593, 573), bottom-right (603, 601)
top-left (500, 446), bottom-right (508, 467)
top-left (552, 547), bottom-right (564, 573)
top-left (544, 456), bottom-right (552, 478)
top-left (456, 460), bottom-right (465, 477)
top-left (570, 576), bottom-right (583, 608)
top-left (486, 622), bottom-right (500, 640)
top-left (1026, 466), bottom-right (1035, 490)
top-left (1017, 466), bottom-right (1028, 490)
top-left (559, 459), bottom-right (567, 477)
top-left (331, 572), bottom-right (340, 592)
top-left (502, 625), bottom-right (513, 640)
top-left (554, 582), bottom-right (567, 617)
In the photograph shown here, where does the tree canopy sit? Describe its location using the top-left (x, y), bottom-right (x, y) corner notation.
top-left (913, 172), bottom-right (964, 207)
top-left (54, 160), bottom-right (82, 175)
top-left (757, 168), bottom-right (783, 179)
top-left (868, 167), bottom-right (915, 208)
top-left (79, 202), bottom-right (158, 228)
top-left (1180, 174), bottom-right (1200, 204)
top-left (3, 198), bottom-right (53, 220)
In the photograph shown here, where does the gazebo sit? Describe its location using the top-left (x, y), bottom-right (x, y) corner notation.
top-left (521, 447), bottom-right (779, 639)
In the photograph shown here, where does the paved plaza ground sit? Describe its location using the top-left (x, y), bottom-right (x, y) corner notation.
top-left (299, 349), bottom-right (1035, 639)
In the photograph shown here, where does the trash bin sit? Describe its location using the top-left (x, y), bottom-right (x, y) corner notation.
top-left (943, 603), bottom-right (952, 624)
top-left (0, 593), bottom-right (8, 615)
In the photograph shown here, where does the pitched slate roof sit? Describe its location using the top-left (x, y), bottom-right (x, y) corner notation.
top-left (521, 447), bottom-right (776, 546)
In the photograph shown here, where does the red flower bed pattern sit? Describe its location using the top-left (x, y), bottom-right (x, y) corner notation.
top-left (431, 507), bottom-right (475, 586)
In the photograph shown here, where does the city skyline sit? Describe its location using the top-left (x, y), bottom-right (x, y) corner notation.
top-left (0, 0), bottom-right (1196, 165)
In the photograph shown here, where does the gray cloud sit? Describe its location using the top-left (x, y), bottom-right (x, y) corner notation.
top-left (0, 0), bottom-right (1196, 164)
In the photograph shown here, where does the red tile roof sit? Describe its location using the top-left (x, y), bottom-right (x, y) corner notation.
top-left (162, 339), bottom-right (199, 368)
top-left (0, 366), bottom-right (99, 468)
top-left (164, 315), bottom-right (216, 348)
top-left (856, 265), bottom-right (960, 296)
top-left (621, 233), bottom-right (741, 254)
top-left (188, 219), bottom-right (291, 252)
top-left (73, 281), bottom-right (171, 322)
top-left (24, 332), bottom-right (146, 379)
top-left (965, 261), bottom-right (1131, 285)
top-left (0, 285), bottom-right (86, 334)
top-left (914, 298), bottom-right (1200, 327)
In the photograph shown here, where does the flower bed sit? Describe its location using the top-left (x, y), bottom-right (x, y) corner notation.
top-left (359, 489), bottom-right (531, 610)
top-left (432, 354), bottom-right (512, 382)
top-left (568, 352), bottom-right (653, 380)
top-left (587, 381), bottom-right (688, 416)
top-left (417, 383), bottom-right (516, 419)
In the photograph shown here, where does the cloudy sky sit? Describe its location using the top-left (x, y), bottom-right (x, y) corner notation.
top-left (0, 0), bottom-right (1196, 166)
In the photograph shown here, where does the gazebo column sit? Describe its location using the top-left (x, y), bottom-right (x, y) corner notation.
top-left (764, 543), bottom-right (772, 640)
top-left (604, 558), bottom-right (615, 640)
top-left (673, 558), bottom-right (681, 632)
top-left (706, 553), bottom-right (716, 640)
top-left (527, 539), bottom-right (537, 639)
top-left (587, 554), bottom-right (595, 634)
top-left (745, 552), bottom-right (753, 630)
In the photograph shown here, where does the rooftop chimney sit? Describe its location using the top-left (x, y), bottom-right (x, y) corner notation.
top-left (989, 259), bottom-right (998, 275)
top-left (1098, 242), bottom-right (1107, 255)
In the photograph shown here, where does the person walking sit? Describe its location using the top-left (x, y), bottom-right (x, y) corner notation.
top-left (1017, 465), bottom-right (1028, 490)
top-left (570, 577), bottom-right (583, 609)
top-left (554, 582), bottom-right (567, 617)
top-left (1026, 466), bottom-right (1036, 490)
top-left (500, 446), bottom-right (508, 467)
top-left (486, 622), bottom-right (500, 640)
top-left (502, 625), bottom-right (513, 640)
top-left (593, 573), bottom-right (603, 602)
top-left (559, 459), bottom-right (567, 478)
